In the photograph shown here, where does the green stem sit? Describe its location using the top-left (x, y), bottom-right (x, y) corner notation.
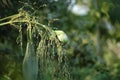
top-left (0, 21), bottom-right (11, 26)
top-left (0, 14), bottom-right (22, 21)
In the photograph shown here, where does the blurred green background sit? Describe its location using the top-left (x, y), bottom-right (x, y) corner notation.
top-left (0, 0), bottom-right (120, 80)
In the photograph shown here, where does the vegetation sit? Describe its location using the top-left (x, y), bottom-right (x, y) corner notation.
top-left (0, 0), bottom-right (120, 80)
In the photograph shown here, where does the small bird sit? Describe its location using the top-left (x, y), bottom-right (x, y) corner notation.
top-left (54, 30), bottom-right (69, 45)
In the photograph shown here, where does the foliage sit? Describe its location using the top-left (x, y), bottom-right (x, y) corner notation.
top-left (0, 0), bottom-right (120, 80)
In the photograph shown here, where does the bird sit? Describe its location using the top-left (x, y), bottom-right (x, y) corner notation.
top-left (54, 30), bottom-right (69, 45)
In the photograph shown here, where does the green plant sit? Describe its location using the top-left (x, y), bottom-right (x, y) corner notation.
top-left (0, 4), bottom-right (71, 80)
